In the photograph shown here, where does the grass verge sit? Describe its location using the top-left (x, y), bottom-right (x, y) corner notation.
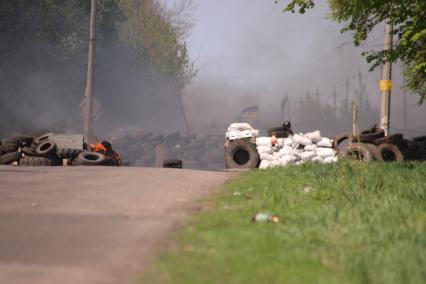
top-left (144, 161), bottom-right (426, 284)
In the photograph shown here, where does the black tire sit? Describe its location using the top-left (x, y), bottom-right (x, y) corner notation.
top-left (224, 140), bottom-right (260, 169)
top-left (412, 135), bottom-right (426, 142)
top-left (0, 141), bottom-right (19, 154)
top-left (36, 141), bottom-right (57, 157)
top-left (7, 135), bottom-right (34, 147)
top-left (374, 133), bottom-right (403, 145)
top-left (267, 126), bottom-right (285, 133)
top-left (338, 143), bottom-right (373, 162)
top-left (163, 159), bottom-right (183, 168)
top-left (75, 151), bottom-right (106, 166)
top-left (19, 156), bottom-right (54, 166)
top-left (376, 143), bottom-right (404, 162)
top-left (267, 130), bottom-right (289, 138)
top-left (333, 132), bottom-right (354, 150)
top-left (359, 127), bottom-right (385, 142)
top-left (0, 151), bottom-right (22, 165)
top-left (21, 147), bottom-right (37, 156)
top-left (34, 133), bottom-right (53, 145)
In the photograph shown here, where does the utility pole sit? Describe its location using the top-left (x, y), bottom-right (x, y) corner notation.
top-left (380, 19), bottom-right (393, 136)
top-left (83, 0), bottom-right (97, 143)
top-left (332, 87), bottom-right (337, 114)
top-left (345, 77), bottom-right (350, 110)
top-left (403, 90), bottom-right (407, 130)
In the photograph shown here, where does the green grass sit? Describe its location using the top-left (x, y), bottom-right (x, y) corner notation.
top-left (144, 161), bottom-right (426, 284)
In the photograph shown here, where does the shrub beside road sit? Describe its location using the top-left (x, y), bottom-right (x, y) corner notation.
top-left (145, 161), bottom-right (426, 284)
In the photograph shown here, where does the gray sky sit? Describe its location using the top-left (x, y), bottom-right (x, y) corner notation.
top-left (163, 0), bottom-right (425, 134)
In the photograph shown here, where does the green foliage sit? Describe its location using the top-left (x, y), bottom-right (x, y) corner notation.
top-left (144, 161), bottom-right (426, 284)
top-left (0, 0), bottom-right (193, 87)
top-left (118, 0), bottom-right (195, 87)
top-left (277, 0), bottom-right (426, 104)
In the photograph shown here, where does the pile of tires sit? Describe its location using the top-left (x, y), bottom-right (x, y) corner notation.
top-left (0, 133), bottom-right (117, 167)
top-left (333, 124), bottom-right (425, 162)
top-left (0, 134), bottom-right (60, 166)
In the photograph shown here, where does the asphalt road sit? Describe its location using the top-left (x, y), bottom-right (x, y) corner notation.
top-left (0, 166), bottom-right (236, 284)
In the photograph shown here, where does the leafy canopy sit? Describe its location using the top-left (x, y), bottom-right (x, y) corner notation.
top-left (278, 0), bottom-right (426, 104)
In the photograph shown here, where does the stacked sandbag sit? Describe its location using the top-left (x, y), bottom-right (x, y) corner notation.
top-left (256, 130), bottom-right (337, 169)
top-left (226, 123), bottom-right (259, 141)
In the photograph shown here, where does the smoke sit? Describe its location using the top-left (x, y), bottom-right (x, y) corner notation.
top-left (181, 0), bottom-right (425, 137)
top-left (0, 0), bottom-right (424, 140)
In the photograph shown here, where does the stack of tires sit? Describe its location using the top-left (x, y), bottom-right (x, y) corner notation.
top-left (0, 133), bottom-right (115, 166)
top-left (333, 124), bottom-right (425, 162)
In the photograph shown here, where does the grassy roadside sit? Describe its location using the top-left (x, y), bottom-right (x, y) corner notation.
top-left (144, 161), bottom-right (426, 284)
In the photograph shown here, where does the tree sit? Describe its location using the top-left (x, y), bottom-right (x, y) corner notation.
top-left (278, 0), bottom-right (426, 104)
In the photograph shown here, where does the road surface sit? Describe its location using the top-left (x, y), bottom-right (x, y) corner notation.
top-left (0, 166), bottom-right (237, 284)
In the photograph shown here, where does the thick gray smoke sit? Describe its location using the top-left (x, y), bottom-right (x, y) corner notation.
top-left (180, 0), bottom-right (425, 137)
top-left (1, 0), bottom-right (424, 140)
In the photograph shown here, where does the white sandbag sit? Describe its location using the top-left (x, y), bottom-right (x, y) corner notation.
top-left (283, 137), bottom-right (293, 146)
top-left (260, 153), bottom-right (275, 161)
top-left (312, 156), bottom-right (324, 163)
top-left (271, 160), bottom-right (281, 167)
top-left (316, 137), bottom-right (333, 148)
top-left (257, 146), bottom-right (273, 154)
top-left (300, 151), bottom-right (316, 162)
top-left (305, 130), bottom-right (322, 143)
top-left (304, 144), bottom-right (317, 151)
top-left (228, 123), bottom-right (254, 131)
top-left (280, 154), bottom-right (297, 165)
top-left (324, 156), bottom-right (338, 163)
top-left (256, 137), bottom-right (272, 147)
top-left (279, 146), bottom-right (293, 156)
top-left (259, 160), bottom-right (271, 169)
top-left (273, 151), bottom-right (283, 159)
top-left (293, 134), bottom-right (312, 146)
top-left (316, 148), bottom-right (336, 158)
top-left (291, 142), bottom-right (300, 149)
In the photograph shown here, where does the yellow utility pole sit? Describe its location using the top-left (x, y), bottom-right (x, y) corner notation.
top-left (379, 20), bottom-right (393, 136)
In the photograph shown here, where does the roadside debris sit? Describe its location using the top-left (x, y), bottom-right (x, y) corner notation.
top-left (0, 133), bottom-right (120, 166)
top-left (252, 212), bottom-right (280, 223)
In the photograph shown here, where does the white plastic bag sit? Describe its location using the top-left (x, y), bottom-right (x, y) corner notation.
top-left (256, 137), bottom-right (272, 147)
top-left (279, 146), bottom-right (293, 156)
top-left (293, 134), bottom-right (312, 146)
top-left (316, 148), bottom-right (336, 158)
top-left (280, 154), bottom-right (297, 166)
top-left (257, 146), bottom-right (273, 154)
top-left (304, 144), bottom-right (317, 151)
top-left (300, 151), bottom-right (316, 161)
top-left (317, 137), bottom-right (333, 148)
top-left (312, 156), bottom-right (324, 163)
top-left (260, 153), bottom-right (275, 161)
top-left (324, 156), bottom-right (338, 163)
top-left (228, 123), bottom-right (254, 132)
top-left (305, 130), bottom-right (322, 143)
top-left (283, 138), bottom-right (293, 146)
top-left (259, 160), bottom-right (271, 169)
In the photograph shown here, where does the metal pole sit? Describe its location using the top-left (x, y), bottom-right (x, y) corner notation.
top-left (380, 20), bottom-right (393, 136)
top-left (83, 0), bottom-right (97, 143)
